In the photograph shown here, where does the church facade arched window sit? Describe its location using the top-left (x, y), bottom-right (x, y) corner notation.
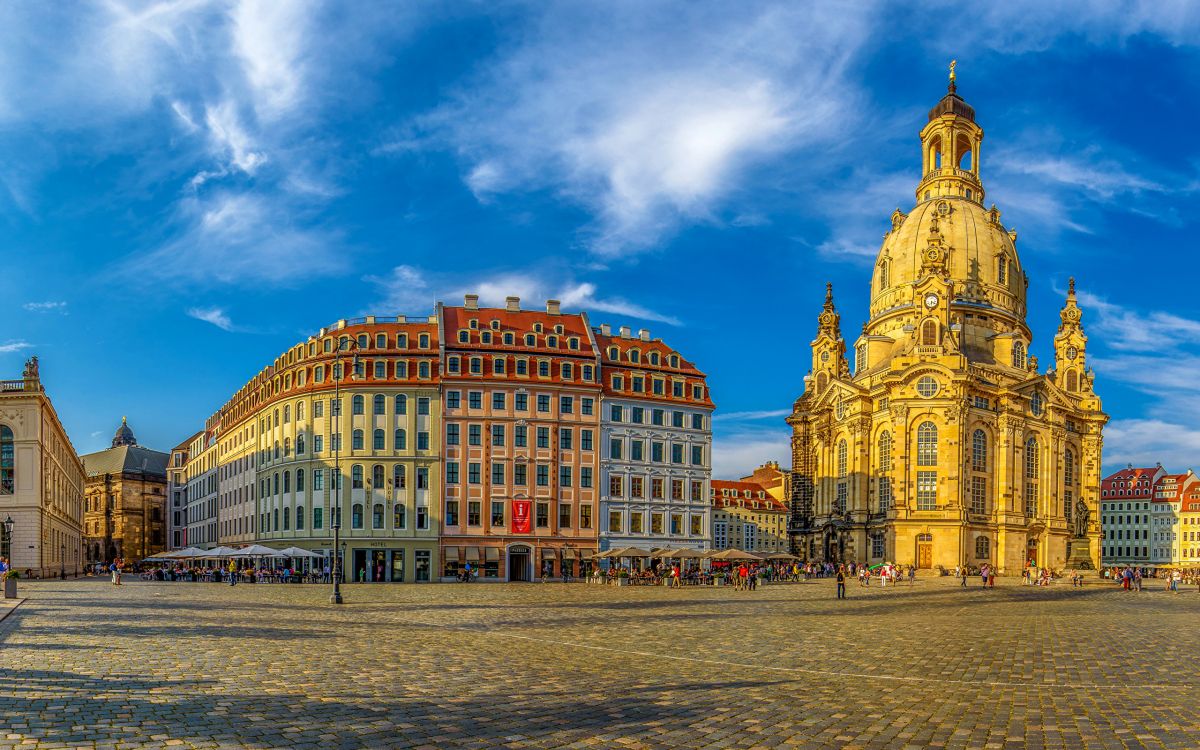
top-left (0, 425), bottom-right (13, 495)
top-left (1012, 341), bottom-right (1026, 369)
top-left (921, 319), bottom-right (938, 346)
top-left (916, 422), bottom-right (938, 466)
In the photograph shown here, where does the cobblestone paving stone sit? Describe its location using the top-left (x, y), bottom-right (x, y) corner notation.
top-left (1, 576), bottom-right (1199, 749)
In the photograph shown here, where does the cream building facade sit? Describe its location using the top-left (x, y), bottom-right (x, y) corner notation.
top-left (787, 76), bottom-right (1107, 574)
top-left (711, 480), bottom-right (788, 554)
top-left (0, 358), bottom-right (85, 577)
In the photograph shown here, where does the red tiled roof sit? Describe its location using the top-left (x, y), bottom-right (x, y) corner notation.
top-left (441, 305), bottom-right (594, 354)
top-left (711, 479), bottom-right (787, 511)
top-left (594, 330), bottom-right (713, 408)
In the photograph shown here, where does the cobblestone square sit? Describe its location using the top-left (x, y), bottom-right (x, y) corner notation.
top-left (2, 577), bottom-right (1199, 749)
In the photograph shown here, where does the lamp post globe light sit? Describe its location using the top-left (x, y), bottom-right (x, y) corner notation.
top-left (330, 338), bottom-right (361, 605)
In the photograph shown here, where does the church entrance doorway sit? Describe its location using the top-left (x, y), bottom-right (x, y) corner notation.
top-left (916, 533), bottom-right (933, 569)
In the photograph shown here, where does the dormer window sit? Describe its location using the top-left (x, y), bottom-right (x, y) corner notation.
top-left (554, 324), bottom-right (564, 335)
top-left (649, 352), bottom-right (660, 365)
top-left (503, 332), bottom-right (514, 345)
top-left (481, 332), bottom-right (492, 344)
top-left (533, 323), bottom-right (543, 333)
top-left (629, 349), bottom-right (641, 364)
top-left (491, 319), bottom-right (500, 330)
top-left (608, 347), bottom-right (618, 360)
top-left (669, 354), bottom-right (679, 368)
top-left (469, 319), bottom-right (478, 329)
top-left (546, 335), bottom-right (558, 348)
top-left (524, 334), bottom-right (535, 347)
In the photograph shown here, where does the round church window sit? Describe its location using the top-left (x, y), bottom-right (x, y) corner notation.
top-left (916, 376), bottom-right (939, 398)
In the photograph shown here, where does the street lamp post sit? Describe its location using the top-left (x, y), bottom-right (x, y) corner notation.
top-left (330, 338), bottom-right (360, 605)
top-left (1, 516), bottom-right (12, 563)
top-left (60, 543), bottom-right (65, 581)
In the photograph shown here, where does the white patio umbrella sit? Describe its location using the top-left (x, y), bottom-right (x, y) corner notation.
top-left (160, 547), bottom-right (206, 559)
top-left (277, 547), bottom-right (322, 558)
top-left (202, 546), bottom-right (241, 558)
top-left (236, 544), bottom-right (285, 557)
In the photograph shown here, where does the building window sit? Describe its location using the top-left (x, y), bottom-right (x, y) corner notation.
top-left (536, 502), bottom-right (549, 528)
top-left (975, 536), bottom-right (990, 559)
top-left (467, 501), bottom-right (481, 526)
top-left (1029, 391), bottom-right (1044, 417)
top-left (1064, 449), bottom-right (1075, 487)
top-left (970, 476), bottom-right (987, 514)
top-left (352, 430), bottom-right (364, 450)
top-left (916, 376), bottom-right (939, 398)
top-left (835, 482), bottom-right (847, 514)
top-left (916, 421), bottom-right (937, 465)
top-left (608, 510), bottom-right (622, 533)
top-left (921, 320), bottom-right (938, 346)
top-left (971, 429), bottom-right (987, 471)
top-left (610, 475), bottom-right (623, 497)
top-left (916, 471), bottom-right (937, 510)
top-left (1012, 341), bottom-right (1026, 369)
top-left (491, 501), bottom-right (505, 526)
top-left (352, 503), bottom-right (364, 529)
top-left (837, 440), bottom-right (848, 478)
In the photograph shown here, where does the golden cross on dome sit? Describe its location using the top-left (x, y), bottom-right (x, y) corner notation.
top-left (949, 60), bottom-right (957, 84)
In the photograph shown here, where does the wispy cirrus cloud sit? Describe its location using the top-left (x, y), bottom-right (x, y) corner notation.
top-left (23, 301), bottom-right (67, 314)
top-left (0, 340), bottom-right (33, 354)
top-left (124, 192), bottom-right (343, 286)
top-left (186, 307), bottom-right (236, 332)
top-left (365, 264), bottom-right (681, 325)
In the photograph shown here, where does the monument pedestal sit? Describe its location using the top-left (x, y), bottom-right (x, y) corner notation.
top-left (1065, 538), bottom-right (1095, 570)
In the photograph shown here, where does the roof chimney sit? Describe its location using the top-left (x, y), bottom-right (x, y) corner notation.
top-left (464, 294), bottom-right (479, 311)
top-left (600, 324), bottom-right (611, 336)
top-left (546, 299), bottom-right (561, 315)
top-left (505, 296), bottom-right (520, 312)
top-left (638, 328), bottom-right (650, 341)
top-left (619, 326), bottom-right (631, 338)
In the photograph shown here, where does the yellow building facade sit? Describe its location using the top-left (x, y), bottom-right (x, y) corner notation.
top-left (787, 77), bottom-right (1107, 574)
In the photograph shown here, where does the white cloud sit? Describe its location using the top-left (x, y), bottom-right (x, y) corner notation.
top-left (0, 340), bottom-right (33, 354)
top-left (712, 428), bottom-right (791, 480)
top-left (1072, 289), bottom-right (1200, 470)
top-left (714, 409), bottom-right (793, 422)
top-left (186, 307), bottom-right (236, 331)
top-left (123, 192), bottom-right (342, 286)
top-left (202, 99), bottom-right (268, 176)
top-left (417, 4), bottom-right (870, 254)
top-left (22, 301), bottom-right (67, 313)
top-left (1104, 419), bottom-right (1200, 474)
top-left (365, 265), bottom-right (681, 325)
top-left (230, 0), bottom-right (316, 119)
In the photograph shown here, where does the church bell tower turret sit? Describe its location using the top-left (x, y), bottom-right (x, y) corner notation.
top-left (916, 61), bottom-right (985, 206)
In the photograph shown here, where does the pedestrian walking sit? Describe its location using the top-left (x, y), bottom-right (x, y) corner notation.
top-left (961, 565), bottom-right (969, 587)
top-left (836, 565), bottom-right (846, 599)
top-left (228, 560), bottom-right (238, 586)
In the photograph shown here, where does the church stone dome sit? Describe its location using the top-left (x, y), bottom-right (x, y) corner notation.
top-left (112, 416), bottom-right (137, 448)
top-left (869, 197), bottom-right (1026, 328)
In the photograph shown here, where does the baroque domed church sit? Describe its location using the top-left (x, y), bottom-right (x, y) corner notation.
top-left (787, 71), bottom-right (1107, 574)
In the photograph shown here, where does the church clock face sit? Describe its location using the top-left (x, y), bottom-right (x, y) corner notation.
top-left (924, 293), bottom-right (939, 309)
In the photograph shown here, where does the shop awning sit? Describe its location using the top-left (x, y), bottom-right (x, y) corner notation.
top-left (541, 548), bottom-right (557, 560)
top-left (484, 547), bottom-right (500, 562)
top-left (464, 547), bottom-right (480, 562)
top-left (579, 549), bottom-right (596, 560)
top-left (444, 547), bottom-right (459, 563)
top-left (560, 548), bottom-right (577, 560)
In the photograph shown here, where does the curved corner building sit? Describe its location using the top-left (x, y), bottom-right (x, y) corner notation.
top-left (186, 298), bottom-right (714, 582)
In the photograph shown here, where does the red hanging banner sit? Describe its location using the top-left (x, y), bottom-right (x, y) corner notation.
top-left (512, 499), bottom-right (532, 534)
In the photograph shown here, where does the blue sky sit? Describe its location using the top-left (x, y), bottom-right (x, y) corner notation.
top-left (4, 1), bottom-right (1200, 477)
